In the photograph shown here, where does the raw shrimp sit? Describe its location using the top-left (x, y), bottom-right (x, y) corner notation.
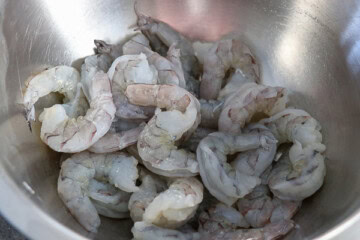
top-left (132, 222), bottom-right (200, 240)
top-left (94, 39), bottom-right (122, 60)
top-left (231, 124), bottom-right (277, 178)
top-left (129, 168), bottom-right (167, 222)
top-left (125, 84), bottom-right (201, 177)
top-left (38, 71), bottom-right (115, 152)
top-left (136, 9), bottom-right (200, 78)
top-left (181, 127), bottom-right (216, 153)
top-left (199, 37), bottom-right (259, 100)
top-left (218, 67), bottom-right (258, 100)
top-left (236, 185), bottom-right (273, 228)
top-left (88, 122), bottom-right (145, 153)
top-left (122, 33), bottom-right (151, 55)
top-left (58, 151), bottom-right (139, 232)
top-left (259, 109), bottom-right (326, 201)
top-left (218, 82), bottom-right (288, 134)
top-left (23, 66), bottom-right (83, 125)
top-left (109, 53), bottom-right (158, 119)
top-left (236, 185), bottom-right (301, 228)
top-left (199, 99), bottom-right (224, 129)
top-left (199, 220), bottom-right (294, 240)
top-left (198, 203), bottom-right (250, 233)
top-left (143, 177), bottom-right (203, 228)
top-left (81, 53), bottom-right (112, 101)
top-left (197, 131), bottom-right (277, 206)
top-left (88, 179), bottom-right (131, 219)
top-left (123, 34), bottom-right (186, 88)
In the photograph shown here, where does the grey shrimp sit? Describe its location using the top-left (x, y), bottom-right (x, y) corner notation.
top-left (126, 84), bottom-right (201, 177)
top-left (199, 37), bottom-right (259, 100)
top-left (199, 220), bottom-right (294, 240)
top-left (132, 222), bottom-right (200, 240)
top-left (199, 99), bottom-right (224, 129)
top-left (24, 67), bottom-right (116, 152)
top-left (123, 33), bottom-right (186, 88)
top-left (231, 124), bottom-right (278, 178)
top-left (135, 8), bottom-right (201, 79)
top-left (88, 179), bottom-right (131, 219)
top-left (237, 185), bottom-right (301, 228)
top-left (219, 82), bottom-right (288, 134)
top-left (259, 109), bottom-right (326, 201)
top-left (196, 131), bottom-right (276, 206)
top-left (57, 151), bottom-right (139, 232)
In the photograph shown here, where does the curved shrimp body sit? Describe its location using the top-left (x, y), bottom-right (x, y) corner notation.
top-left (109, 53), bottom-right (158, 119)
top-left (199, 99), bottom-right (224, 129)
top-left (218, 67), bottom-right (258, 100)
top-left (122, 33), bottom-right (152, 55)
top-left (136, 13), bottom-right (200, 79)
top-left (236, 185), bottom-right (301, 228)
top-left (143, 177), bottom-right (203, 229)
top-left (88, 179), bottom-right (131, 219)
top-left (196, 132), bottom-right (277, 206)
top-left (199, 37), bottom-right (259, 100)
top-left (123, 34), bottom-right (186, 88)
top-left (200, 220), bottom-right (294, 240)
top-left (259, 109), bottom-right (326, 201)
top-left (128, 168), bottom-right (167, 222)
top-left (23, 66), bottom-right (81, 124)
top-left (132, 222), bottom-right (200, 240)
top-left (58, 151), bottom-right (139, 232)
top-left (198, 203), bottom-right (250, 234)
top-left (88, 122), bottom-right (145, 153)
top-left (218, 82), bottom-right (288, 134)
top-left (126, 84), bottom-right (201, 177)
top-left (81, 54), bottom-right (112, 102)
top-left (231, 124), bottom-right (277, 178)
top-left (38, 72), bottom-right (116, 152)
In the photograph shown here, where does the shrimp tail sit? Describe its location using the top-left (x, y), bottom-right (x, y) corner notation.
top-left (94, 40), bottom-right (111, 54)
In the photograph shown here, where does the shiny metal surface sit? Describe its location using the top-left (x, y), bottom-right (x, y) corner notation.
top-left (0, 0), bottom-right (359, 239)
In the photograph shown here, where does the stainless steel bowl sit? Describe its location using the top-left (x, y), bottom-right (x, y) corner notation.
top-left (1, 0), bottom-right (360, 239)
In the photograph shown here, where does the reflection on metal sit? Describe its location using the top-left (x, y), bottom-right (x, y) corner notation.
top-left (0, 0), bottom-right (360, 239)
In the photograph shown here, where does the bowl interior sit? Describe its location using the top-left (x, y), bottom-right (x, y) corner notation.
top-left (1, 0), bottom-right (360, 239)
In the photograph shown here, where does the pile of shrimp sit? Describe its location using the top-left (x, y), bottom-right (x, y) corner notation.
top-left (22, 5), bottom-right (326, 240)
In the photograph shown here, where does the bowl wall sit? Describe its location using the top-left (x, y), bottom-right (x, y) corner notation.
top-left (1, 0), bottom-right (360, 239)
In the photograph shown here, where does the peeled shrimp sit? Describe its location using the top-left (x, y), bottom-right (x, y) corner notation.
top-left (197, 131), bottom-right (277, 206)
top-left (218, 67), bottom-right (258, 100)
top-left (199, 37), bottom-right (259, 100)
top-left (132, 222), bottom-right (200, 240)
top-left (259, 109), bottom-right (326, 201)
top-left (24, 65), bottom-right (115, 152)
top-left (109, 53), bottom-right (158, 119)
top-left (81, 53), bottom-right (112, 102)
top-left (218, 82), bottom-right (288, 134)
top-left (231, 124), bottom-right (277, 178)
top-left (236, 185), bottom-right (301, 228)
top-left (123, 33), bottom-right (186, 88)
top-left (200, 220), bottom-right (294, 240)
top-left (126, 84), bottom-right (201, 177)
top-left (129, 168), bottom-right (167, 222)
top-left (143, 177), bottom-right (203, 228)
top-left (199, 99), bottom-right (224, 129)
top-left (88, 179), bottom-right (131, 219)
top-left (89, 122), bottom-right (145, 153)
top-left (136, 10), bottom-right (200, 79)
top-left (58, 151), bottom-right (139, 232)
top-left (23, 66), bottom-right (82, 125)
top-left (198, 203), bottom-right (250, 233)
